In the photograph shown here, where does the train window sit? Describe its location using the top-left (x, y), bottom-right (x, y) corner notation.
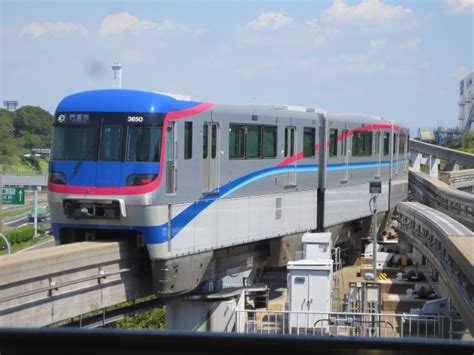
top-left (246, 125), bottom-right (262, 158)
top-left (100, 126), bottom-right (122, 161)
top-left (184, 122), bottom-right (192, 160)
top-left (303, 127), bottom-right (315, 157)
top-left (393, 133), bottom-right (398, 154)
top-left (203, 124), bottom-right (208, 159)
top-left (263, 126), bottom-right (277, 158)
top-left (211, 124), bottom-right (217, 159)
top-left (126, 126), bottom-right (162, 162)
top-left (229, 124), bottom-right (245, 159)
top-left (383, 132), bottom-right (390, 155)
top-left (51, 126), bottom-right (98, 161)
top-left (329, 129), bottom-right (338, 157)
top-left (399, 133), bottom-right (406, 154)
top-left (352, 131), bottom-right (372, 157)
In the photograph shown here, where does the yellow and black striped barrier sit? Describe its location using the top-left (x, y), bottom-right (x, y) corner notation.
top-left (378, 272), bottom-right (388, 281)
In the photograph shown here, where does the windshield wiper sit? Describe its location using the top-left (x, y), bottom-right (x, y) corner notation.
top-left (72, 143), bottom-right (97, 175)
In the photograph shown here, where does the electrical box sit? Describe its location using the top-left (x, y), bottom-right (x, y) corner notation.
top-left (369, 181), bottom-right (382, 194)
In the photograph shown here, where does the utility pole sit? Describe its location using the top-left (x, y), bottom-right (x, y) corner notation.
top-left (369, 181), bottom-right (381, 279)
top-left (33, 187), bottom-right (39, 237)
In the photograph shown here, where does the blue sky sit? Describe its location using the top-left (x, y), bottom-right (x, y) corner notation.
top-left (0, 0), bottom-right (472, 133)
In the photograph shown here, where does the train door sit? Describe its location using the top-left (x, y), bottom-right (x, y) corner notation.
top-left (375, 131), bottom-right (382, 178)
top-left (166, 122), bottom-right (176, 194)
top-left (202, 122), bottom-right (220, 193)
top-left (284, 126), bottom-right (297, 186)
top-left (341, 125), bottom-right (349, 182)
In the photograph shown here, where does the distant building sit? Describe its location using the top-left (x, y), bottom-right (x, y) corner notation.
top-left (458, 72), bottom-right (473, 132)
top-left (418, 128), bottom-right (435, 142)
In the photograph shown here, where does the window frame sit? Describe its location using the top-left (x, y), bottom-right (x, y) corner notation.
top-left (351, 130), bottom-right (373, 157)
top-left (303, 127), bottom-right (316, 158)
top-left (383, 132), bottom-right (390, 156)
top-left (329, 128), bottom-right (338, 158)
top-left (184, 122), bottom-right (192, 160)
top-left (262, 125), bottom-right (277, 159)
top-left (229, 123), bottom-right (278, 160)
top-left (125, 125), bottom-right (162, 163)
top-left (246, 124), bottom-right (262, 159)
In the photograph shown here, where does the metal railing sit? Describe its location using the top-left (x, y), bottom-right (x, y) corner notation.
top-left (235, 309), bottom-right (455, 339)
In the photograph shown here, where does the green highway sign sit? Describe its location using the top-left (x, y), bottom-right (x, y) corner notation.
top-left (2, 187), bottom-right (25, 205)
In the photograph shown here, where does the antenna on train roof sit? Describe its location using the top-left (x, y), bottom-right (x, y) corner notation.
top-left (111, 62), bottom-right (122, 88)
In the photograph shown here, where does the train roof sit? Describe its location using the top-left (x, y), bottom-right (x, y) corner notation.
top-left (55, 89), bottom-right (203, 113)
top-left (56, 89), bottom-right (405, 129)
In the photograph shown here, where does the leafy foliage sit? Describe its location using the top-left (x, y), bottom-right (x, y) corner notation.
top-left (113, 307), bottom-right (166, 330)
top-left (0, 225), bottom-right (46, 247)
top-left (448, 131), bottom-right (474, 154)
top-left (0, 106), bottom-right (52, 172)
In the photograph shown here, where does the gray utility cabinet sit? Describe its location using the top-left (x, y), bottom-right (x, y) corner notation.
top-left (287, 232), bottom-right (333, 331)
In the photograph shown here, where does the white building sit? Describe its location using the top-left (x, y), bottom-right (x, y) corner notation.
top-left (458, 72), bottom-right (474, 132)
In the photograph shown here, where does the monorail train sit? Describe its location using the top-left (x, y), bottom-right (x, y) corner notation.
top-left (48, 89), bottom-right (409, 295)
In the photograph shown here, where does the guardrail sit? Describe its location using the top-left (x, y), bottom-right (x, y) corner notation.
top-left (0, 241), bottom-right (152, 327)
top-left (409, 169), bottom-right (474, 229)
top-left (409, 140), bottom-right (474, 168)
top-left (395, 202), bottom-right (474, 335)
top-left (235, 309), bottom-right (455, 339)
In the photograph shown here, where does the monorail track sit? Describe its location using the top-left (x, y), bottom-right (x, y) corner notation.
top-left (409, 168), bottom-right (474, 230)
top-left (395, 202), bottom-right (474, 335)
top-left (0, 241), bottom-right (153, 327)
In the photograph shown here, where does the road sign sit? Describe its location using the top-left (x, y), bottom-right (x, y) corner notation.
top-left (2, 187), bottom-right (25, 205)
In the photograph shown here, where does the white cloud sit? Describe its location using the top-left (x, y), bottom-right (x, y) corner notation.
top-left (453, 65), bottom-right (471, 79)
top-left (20, 21), bottom-right (88, 38)
top-left (306, 19), bottom-right (338, 48)
top-left (320, 0), bottom-right (417, 30)
top-left (236, 12), bottom-right (298, 46)
top-left (369, 39), bottom-right (387, 48)
top-left (98, 12), bottom-right (188, 38)
top-left (244, 11), bottom-right (294, 31)
top-left (400, 38), bottom-right (421, 49)
top-left (444, 0), bottom-right (474, 15)
top-left (99, 12), bottom-right (156, 36)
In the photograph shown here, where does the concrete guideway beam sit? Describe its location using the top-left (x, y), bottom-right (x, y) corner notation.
top-left (409, 140), bottom-right (474, 169)
top-left (395, 201), bottom-right (474, 335)
top-left (409, 169), bottom-right (474, 230)
top-left (0, 241), bottom-right (153, 327)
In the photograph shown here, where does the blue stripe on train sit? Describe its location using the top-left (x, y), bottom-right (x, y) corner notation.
top-left (53, 159), bottom-right (405, 245)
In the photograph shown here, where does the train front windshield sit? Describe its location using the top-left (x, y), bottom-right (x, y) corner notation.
top-left (51, 114), bottom-right (163, 162)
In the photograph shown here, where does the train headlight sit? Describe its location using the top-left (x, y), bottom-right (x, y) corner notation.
top-left (126, 174), bottom-right (157, 186)
top-left (48, 172), bottom-right (67, 185)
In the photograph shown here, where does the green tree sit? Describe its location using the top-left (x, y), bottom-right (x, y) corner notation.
top-left (0, 109), bottom-right (15, 164)
top-left (461, 131), bottom-right (474, 153)
top-left (13, 106), bottom-right (52, 149)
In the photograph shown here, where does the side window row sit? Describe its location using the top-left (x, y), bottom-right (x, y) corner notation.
top-left (229, 124), bottom-right (277, 159)
top-left (183, 122), bottom-right (407, 160)
top-left (328, 130), bottom-right (406, 158)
